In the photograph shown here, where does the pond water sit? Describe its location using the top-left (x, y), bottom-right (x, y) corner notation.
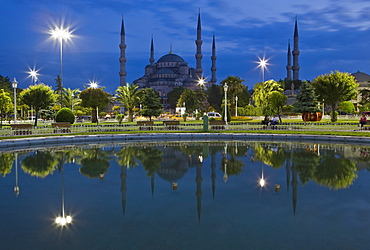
top-left (1, 140), bottom-right (370, 250)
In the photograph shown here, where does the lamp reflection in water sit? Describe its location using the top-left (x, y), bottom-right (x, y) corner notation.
top-left (223, 144), bottom-right (228, 183)
top-left (259, 162), bottom-right (265, 188)
top-left (14, 153), bottom-right (19, 196)
top-left (55, 166), bottom-right (72, 226)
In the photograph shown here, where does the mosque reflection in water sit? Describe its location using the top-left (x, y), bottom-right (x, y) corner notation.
top-left (2, 141), bottom-right (369, 222)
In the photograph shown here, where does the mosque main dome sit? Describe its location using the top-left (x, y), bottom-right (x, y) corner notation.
top-left (157, 53), bottom-right (185, 63)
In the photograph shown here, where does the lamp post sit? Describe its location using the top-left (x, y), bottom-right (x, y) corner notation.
top-left (223, 84), bottom-right (228, 125)
top-left (12, 78), bottom-right (18, 124)
top-left (198, 77), bottom-right (206, 90)
top-left (235, 96), bottom-right (238, 117)
top-left (71, 93), bottom-right (74, 114)
top-left (257, 57), bottom-right (269, 83)
top-left (28, 69), bottom-right (39, 84)
top-left (51, 27), bottom-right (72, 90)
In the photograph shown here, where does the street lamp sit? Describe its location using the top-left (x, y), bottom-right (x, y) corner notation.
top-left (71, 93), bottom-right (74, 114)
top-left (51, 27), bottom-right (72, 90)
top-left (28, 69), bottom-right (39, 84)
top-left (89, 81), bottom-right (98, 89)
top-left (223, 83), bottom-right (228, 125)
top-left (12, 78), bottom-right (18, 124)
top-left (198, 77), bottom-right (206, 90)
top-left (257, 56), bottom-right (269, 83)
top-left (235, 96), bottom-right (238, 117)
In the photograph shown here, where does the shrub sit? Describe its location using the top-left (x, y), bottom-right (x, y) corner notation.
top-left (116, 114), bottom-right (124, 124)
top-left (55, 108), bottom-right (75, 124)
top-left (182, 113), bottom-right (188, 122)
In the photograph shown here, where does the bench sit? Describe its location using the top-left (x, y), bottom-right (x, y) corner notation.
top-left (163, 120), bottom-right (180, 130)
top-left (137, 121), bottom-right (154, 130)
top-left (209, 120), bottom-right (226, 130)
top-left (10, 124), bottom-right (33, 135)
top-left (52, 122), bottom-right (71, 133)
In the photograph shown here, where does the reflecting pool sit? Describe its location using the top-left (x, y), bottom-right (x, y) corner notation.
top-left (2, 140), bottom-right (370, 249)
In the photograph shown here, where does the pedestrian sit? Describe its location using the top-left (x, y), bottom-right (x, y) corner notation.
top-left (360, 113), bottom-right (367, 128)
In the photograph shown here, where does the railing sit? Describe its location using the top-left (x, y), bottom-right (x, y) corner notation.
top-left (0, 121), bottom-right (364, 137)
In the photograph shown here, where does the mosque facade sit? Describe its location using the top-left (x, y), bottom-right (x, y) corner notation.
top-left (119, 12), bottom-right (217, 109)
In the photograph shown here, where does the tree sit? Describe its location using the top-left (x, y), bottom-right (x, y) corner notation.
top-left (79, 87), bottom-right (110, 123)
top-left (268, 91), bottom-right (287, 122)
top-left (293, 81), bottom-right (320, 123)
top-left (20, 83), bottom-right (56, 126)
top-left (0, 75), bottom-right (12, 93)
top-left (252, 80), bottom-right (283, 115)
top-left (55, 75), bottom-right (64, 107)
top-left (220, 76), bottom-right (246, 115)
top-left (63, 88), bottom-right (80, 113)
top-left (0, 89), bottom-right (12, 127)
top-left (206, 84), bottom-right (223, 112)
top-left (115, 83), bottom-right (140, 122)
top-left (312, 71), bottom-right (358, 122)
top-left (138, 88), bottom-right (163, 121)
top-left (167, 86), bottom-right (185, 110)
top-left (177, 89), bottom-right (200, 114)
top-left (338, 101), bottom-right (355, 114)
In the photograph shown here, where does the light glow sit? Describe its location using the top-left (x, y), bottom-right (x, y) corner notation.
top-left (51, 27), bottom-right (72, 40)
top-left (89, 81), bottom-right (99, 88)
top-left (55, 215), bottom-right (72, 226)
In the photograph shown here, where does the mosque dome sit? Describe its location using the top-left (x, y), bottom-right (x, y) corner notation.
top-left (351, 70), bottom-right (370, 82)
top-left (157, 53), bottom-right (185, 63)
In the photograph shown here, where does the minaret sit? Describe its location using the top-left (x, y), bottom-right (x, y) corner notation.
top-left (292, 16), bottom-right (300, 81)
top-left (119, 18), bottom-right (127, 86)
top-left (286, 40), bottom-right (292, 80)
top-left (150, 36), bottom-right (154, 66)
top-left (195, 10), bottom-right (203, 79)
top-left (210, 34), bottom-right (217, 85)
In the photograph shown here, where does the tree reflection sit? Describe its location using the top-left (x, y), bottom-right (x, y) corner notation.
top-left (138, 147), bottom-right (163, 177)
top-left (220, 145), bottom-right (245, 177)
top-left (116, 146), bottom-right (141, 169)
top-left (292, 150), bottom-right (320, 185)
top-left (0, 153), bottom-right (15, 177)
top-left (80, 147), bottom-right (111, 179)
top-left (21, 150), bottom-right (57, 178)
top-left (253, 144), bottom-right (286, 168)
top-left (314, 153), bottom-right (358, 190)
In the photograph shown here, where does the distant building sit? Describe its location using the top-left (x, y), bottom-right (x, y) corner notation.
top-left (119, 12), bottom-right (217, 109)
top-left (351, 70), bottom-right (370, 108)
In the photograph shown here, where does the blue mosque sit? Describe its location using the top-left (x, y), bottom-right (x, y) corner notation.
top-left (119, 12), bottom-right (216, 108)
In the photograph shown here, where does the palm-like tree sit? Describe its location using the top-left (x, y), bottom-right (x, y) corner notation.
top-left (63, 88), bottom-right (81, 112)
top-left (115, 83), bottom-right (140, 122)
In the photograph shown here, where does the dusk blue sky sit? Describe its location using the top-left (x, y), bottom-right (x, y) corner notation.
top-left (2, 0), bottom-right (370, 94)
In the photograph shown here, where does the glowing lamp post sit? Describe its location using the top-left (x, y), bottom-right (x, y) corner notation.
top-left (51, 27), bottom-right (72, 90)
top-left (198, 78), bottom-right (206, 90)
top-left (12, 78), bottom-right (18, 124)
top-left (257, 57), bottom-right (269, 83)
top-left (28, 69), bottom-right (39, 84)
top-left (223, 84), bottom-right (228, 125)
